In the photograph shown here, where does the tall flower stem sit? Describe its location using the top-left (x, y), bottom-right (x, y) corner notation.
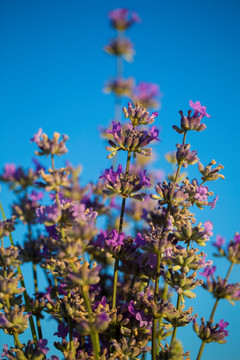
top-left (28, 224), bottom-right (43, 340)
top-left (169, 295), bottom-right (181, 348)
top-left (0, 201), bottom-right (38, 342)
top-left (196, 261), bottom-right (234, 360)
top-left (51, 154), bottom-right (60, 206)
top-left (152, 251), bottom-right (162, 360)
top-left (174, 130), bottom-right (187, 183)
top-left (152, 131), bottom-right (188, 360)
top-left (67, 291), bottom-right (76, 358)
top-left (81, 285), bottom-right (100, 360)
top-left (114, 30), bottom-right (124, 123)
top-left (112, 151), bottom-right (131, 310)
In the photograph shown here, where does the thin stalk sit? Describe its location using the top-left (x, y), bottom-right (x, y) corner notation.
top-left (114, 30), bottom-right (124, 123)
top-left (169, 295), bottom-right (181, 348)
top-left (67, 291), bottom-right (75, 357)
top-left (196, 261), bottom-right (234, 360)
top-left (174, 130), bottom-right (187, 183)
top-left (28, 224), bottom-right (43, 339)
top-left (51, 154), bottom-right (60, 207)
top-left (81, 285), bottom-right (100, 360)
top-left (33, 263), bottom-right (43, 339)
top-left (196, 341), bottom-right (206, 360)
top-left (112, 151), bottom-right (131, 310)
top-left (152, 252), bottom-right (162, 360)
top-left (0, 201), bottom-right (38, 342)
top-left (14, 333), bottom-right (23, 349)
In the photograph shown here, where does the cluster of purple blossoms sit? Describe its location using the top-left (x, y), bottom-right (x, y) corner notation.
top-left (104, 38), bottom-right (135, 62)
top-left (100, 164), bottom-right (151, 201)
top-left (31, 128), bottom-right (69, 157)
top-left (103, 77), bottom-right (134, 97)
top-left (0, 97), bottom-right (236, 360)
top-left (193, 318), bottom-right (229, 344)
top-left (131, 82), bottom-right (162, 109)
top-left (105, 105), bottom-right (159, 158)
top-left (108, 8), bottom-right (141, 31)
top-left (0, 5), bottom-right (238, 360)
top-left (173, 100), bottom-right (211, 134)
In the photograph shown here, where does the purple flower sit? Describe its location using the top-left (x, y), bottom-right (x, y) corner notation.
top-left (1, 344), bottom-right (9, 358)
top-left (132, 82), bottom-right (162, 109)
top-left (105, 230), bottom-right (125, 250)
top-left (127, 300), bottom-right (151, 328)
top-left (203, 220), bottom-right (213, 240)
top-left (0, 315), bottom-right (10, 327)
top-left (234, 233), bottom-right (240, 244)
top-left (106, 121), bottom-right (122, 135)
top-left (38, 339), bottom-right (49, 355)
top-left (100, 165), bottom-right (122, 184)
top-left (36, 204), bottom-right (61, 225)
top-left (135, 233), bottom-right (146, 247)
top-left (31, 128), bottom-right (43, 144)
top-left (200, 265), bottom-right (216, 278)
top-left (49, 192), bottom-right (70, 206)
top-left (45, 225), bottom-right (58, 239)
top-left (198, 254), bottom-right (213, 268)
top-left (139, 170), bottom-right (151, 188)
top-left (189, 100), bottom-right (211, 118)
top-left (208, 195), bottom-right (219, 210)
top-left (54, 323), bottom-right (68, 339)
top-left (218, 319), bottom-right (229, 336)
top-left (32, 157), bottom-right (46, 173)
top-left (108, 8), bottom-right (141, 30)
top-left (29, 190), bottom-right (44, 202)
top-left (213, 234), bottom-right (225, 249)
top-left (150, 126), bottom-right (160, 141)
top-left (2, 163), bottom-right (16, 180)
top-left (95, 229), bottom-right (108, 248)
top-left (195, 186), bottom-right (208, 202)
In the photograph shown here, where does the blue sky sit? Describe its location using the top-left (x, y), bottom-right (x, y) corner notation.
top-left (1, 0), bottom-right (240, 358)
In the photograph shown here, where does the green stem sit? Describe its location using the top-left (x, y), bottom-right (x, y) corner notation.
top-left (174, 130), bottom-right (187, 183)
top-left (169, 295), bottom-right (181, 348)
top-left (152, 252), bottom-right (162, 360)
top-left (196, 262), bottom-right (234, 360)
top-left (51, 154), bottom-right (60, 207)
top-left (114, 30), bottom-right (124, 123)
top-left (81, 286), bottom-right (100, 360)
top-left (112, 151), bottom-right (131, 310)
top-left (28, 224), bottom-right (43, 340)
top-left (14, 333), bottom-right (23, 349)
top-left (225, 262), bottom-right (234, 281)
top-left (209, 298), bottom-right (219, 320)
top-left (196, 341), bottom-right (206, 360)
top-left (68, 291), bottom-right (75, 357)
top-left (33, 263), bottom-right (43, 339)
top-left (0, 201), bottom-right (38, 342)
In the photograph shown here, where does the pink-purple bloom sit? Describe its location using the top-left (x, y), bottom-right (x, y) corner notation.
top-left (213, 234), bottom-right (225, 249)
top-left (200, 265), bottom-right (216, 278)
top-left (132, 82), bottom-right (162, 109)
top-left (108, 8), bottom-right (141, 30)
top-left (189, 100), bottom-right (211, 119)
top-left (195, 186), bottom-right (208, 202)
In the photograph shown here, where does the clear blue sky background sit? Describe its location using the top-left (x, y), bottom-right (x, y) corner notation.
top-left (0, 0), bottom-right (240, 359)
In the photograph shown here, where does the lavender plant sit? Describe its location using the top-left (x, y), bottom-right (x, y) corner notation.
top-left (0, 7), bottom-right (239, 360)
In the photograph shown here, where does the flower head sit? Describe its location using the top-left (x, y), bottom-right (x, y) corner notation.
top-left (108, 8), bottom-right (141, 31)
top-left (189, 100), bottom-right (211, 119)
